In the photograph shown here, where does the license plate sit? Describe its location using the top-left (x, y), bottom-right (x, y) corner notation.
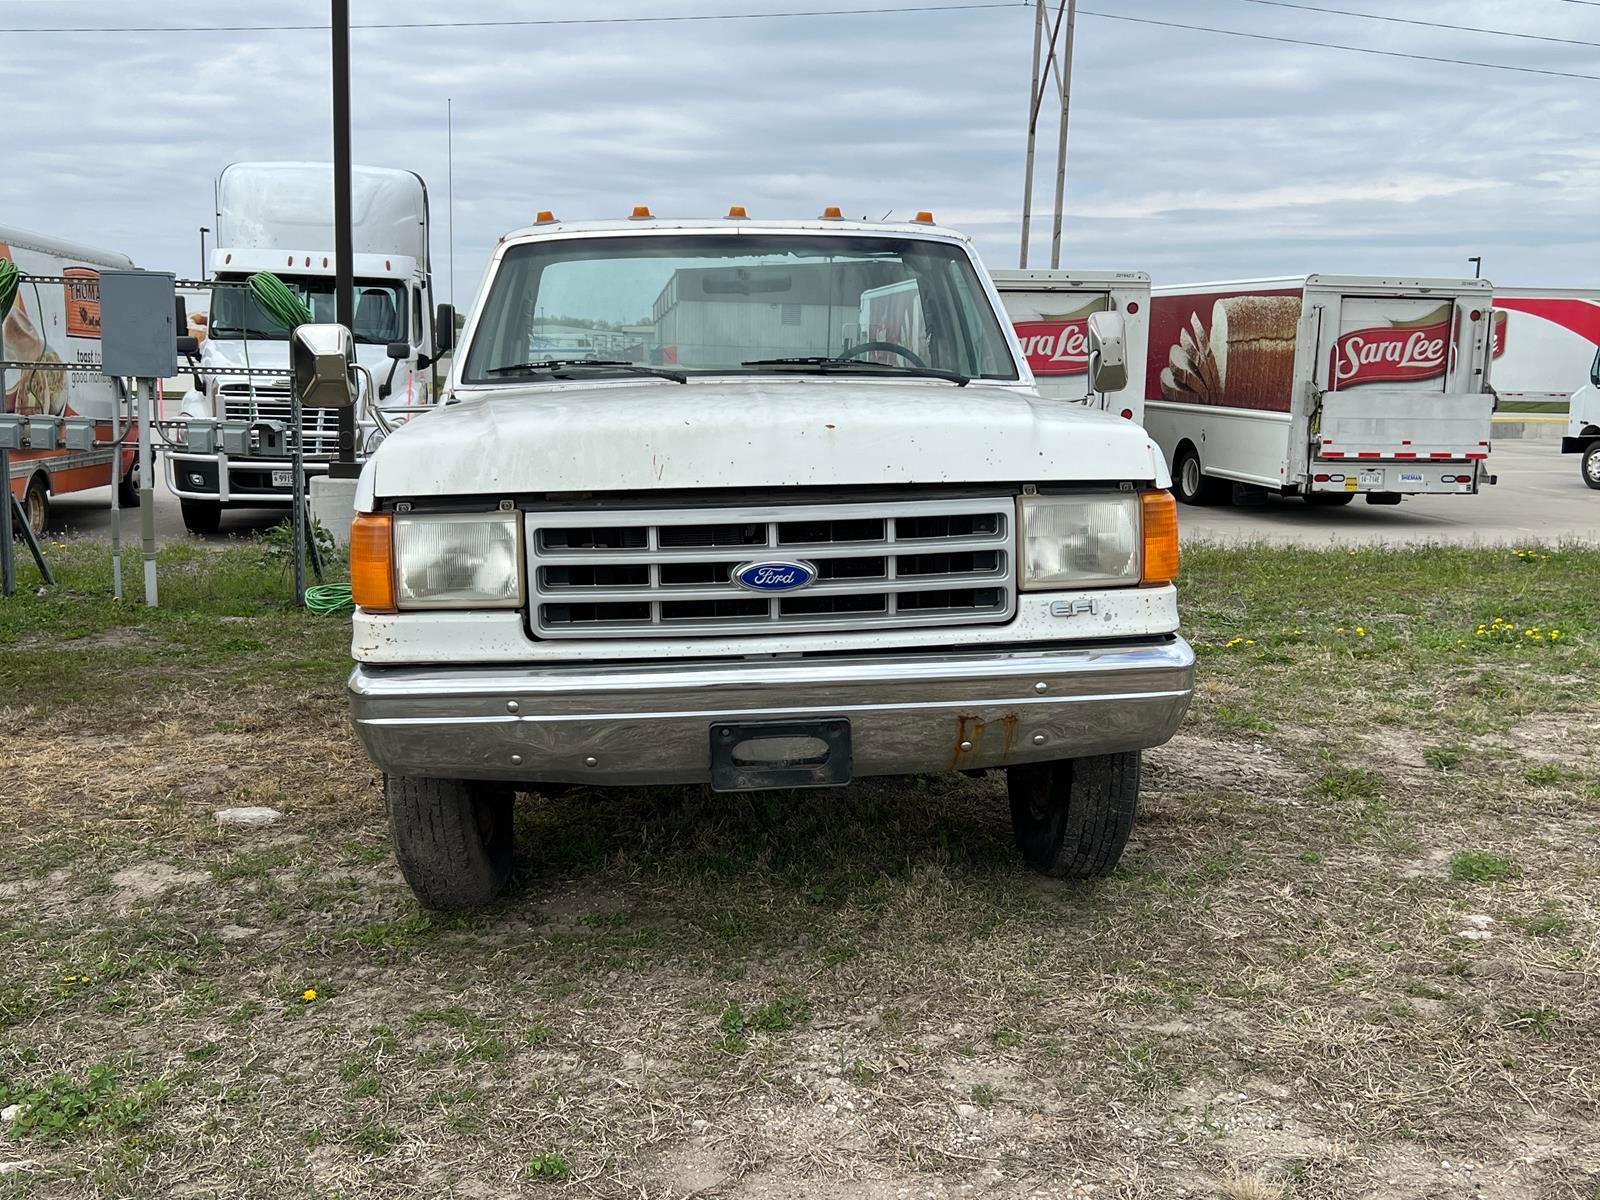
top-left (709, 719), bottom-right (852, 792)
top-left (1357, 469), bottom-right (1385, 488)
top-left (1398, 472), bottom-right (1425, 486)
top-left (271, 470), bottom-right (294, 487)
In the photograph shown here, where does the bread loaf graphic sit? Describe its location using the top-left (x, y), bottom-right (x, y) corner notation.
top-left (1160, 295), bottom-right (1300, 411)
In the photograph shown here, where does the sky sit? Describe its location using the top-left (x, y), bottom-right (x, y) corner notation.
top-left (4, 0), bottom-right (1598, 299)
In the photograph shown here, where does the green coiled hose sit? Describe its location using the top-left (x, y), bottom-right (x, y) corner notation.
top-left (0, 258), bottom-right (18, 319)
top-left (304, 583), bottom-right (355, 616)
top-left (248, 272), bottom-right (314, 329)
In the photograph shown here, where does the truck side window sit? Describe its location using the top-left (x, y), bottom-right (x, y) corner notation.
top-left (413, 288), bottom-right (423, 346)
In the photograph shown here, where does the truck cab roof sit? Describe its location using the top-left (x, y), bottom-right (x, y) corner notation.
top-left (495, 215), bottom-right (975, 245)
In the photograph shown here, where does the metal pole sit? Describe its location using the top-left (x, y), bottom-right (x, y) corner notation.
top-left (291, 387), bottom-right (307, 606)
top-left (109, 380), bottom-right (123, 601)
top-left (199, 226), bottom-right (210, 278)
top-left (0, 327), bottom-right (11, 596)
top-left (139, 379), bottom-right (157, 606)
top-left (331, 0), bottom-right (358, 477)
top-left (1019, 0), bottom-right (1044, 269)
top-left (448, 97), bottom-right (455, 313)
top-left (1049, 0), bottom-right (1077, 270)
top-left (1469, 256), bottom-right (1483, 278)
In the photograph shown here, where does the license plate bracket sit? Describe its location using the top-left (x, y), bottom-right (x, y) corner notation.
top-left (1357, 468), bottom-right (1385, 488)
top-left (709, 719), bottom-right (852, 792)
top-left (271, 469), bottom-right (294, 488)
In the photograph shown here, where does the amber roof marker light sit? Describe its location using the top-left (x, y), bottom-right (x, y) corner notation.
top-left (726, 205), bottom-right (749, 219)
top-left (629, 205), bottom-right (653, 220)
top-left (535, 210), bottom-right (557, 224)
top-left (913, 210), bottom-right (935, 224)
top-left (820, 206), bottom-right (843, 220)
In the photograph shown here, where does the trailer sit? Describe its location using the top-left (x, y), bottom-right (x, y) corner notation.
top-left (1144, 274), bottom-right (1498, 507)
top-left (1490, 288), bottom-right (1600, 413)
top-left (991, 270), bottom-right (1149, 422)
top-left (1, 225), bottom-right (139, 535)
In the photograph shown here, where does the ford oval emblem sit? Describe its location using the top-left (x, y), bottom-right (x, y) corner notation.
top-left (732, 559), bottom-right (818, 593)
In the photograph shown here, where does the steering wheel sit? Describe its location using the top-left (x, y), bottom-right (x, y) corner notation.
top-left (836, 340), bottom-right (929, 369)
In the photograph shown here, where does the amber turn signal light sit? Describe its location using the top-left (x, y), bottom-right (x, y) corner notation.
top-left (1140, 490), bottom-right (1179, 585)
top-left (351, 513), bottom-right (396, 613)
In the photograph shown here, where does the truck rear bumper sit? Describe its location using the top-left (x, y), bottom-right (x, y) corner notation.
top-left (348, 639), bottom-right (1195, 786)
top-left (1307, 460), bottom-right (1483, 494)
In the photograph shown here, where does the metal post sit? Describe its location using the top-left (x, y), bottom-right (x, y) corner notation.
top-left (109, 380), bottom-right (123, 601)
top-left (291, 386), bottom-right (307, 606)
top-left (1469, 256), bottom-right (1483, 278)
top-left (139, 379), bottom-right (157, 606)
top-left (199, 226), bottom-right (210, 278)
top-left (331, 0), bottom-right (358, 478)
top-left (0, 329), bottom-right (11, 596)
top-left (448, 97), bottom-right (455, 313)
top-left (1019, 0), bottom-right (1044, 268)
top-left (1048, 0), bottom-right (1077, 270)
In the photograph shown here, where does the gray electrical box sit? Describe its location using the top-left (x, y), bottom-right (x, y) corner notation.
top-left (62, 418), bottom-right (97, 451)
top-left (25, 418), bottom-right (59, 450)
top-left (184, 419), bottom-right (219, 455)
top-left (219, 421), bottom-right (252, 456)
top-left (0, 415), bottom-right (23, 450)
top-left (99, 270), bottom-right (177, 379)
top-left (253, 420), bottom-right (289, 457)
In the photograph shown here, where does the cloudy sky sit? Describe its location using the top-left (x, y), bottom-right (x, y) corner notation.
top-left (5, 0), bottom-right (1598, 297)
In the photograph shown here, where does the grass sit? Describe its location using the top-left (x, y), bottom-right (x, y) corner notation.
top-left (0, 540), bottom-right (1597, 1195)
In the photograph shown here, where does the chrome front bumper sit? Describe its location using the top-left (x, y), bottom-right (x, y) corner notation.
top-left (348, 639), bottom-right (1195, 786)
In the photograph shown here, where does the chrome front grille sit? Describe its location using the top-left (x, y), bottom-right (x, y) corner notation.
top-left (219, 385), bottom-right (340, 458)
top-left (527, 497), bottom-right (1016, 638)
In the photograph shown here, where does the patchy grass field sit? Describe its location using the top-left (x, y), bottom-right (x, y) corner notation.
top-left (1, 541), bottom-right (1597, 1199)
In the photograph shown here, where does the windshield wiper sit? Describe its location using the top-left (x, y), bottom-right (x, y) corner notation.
top-left (741, 357), bottom-right (969, 387)
top-left (485, 358), bottom-right (687, 384)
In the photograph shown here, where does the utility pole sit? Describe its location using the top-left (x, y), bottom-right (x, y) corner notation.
top-left (1018, 0), bottom-right (1078, 270)
top-left (330, 0), bottom-right (358, 478)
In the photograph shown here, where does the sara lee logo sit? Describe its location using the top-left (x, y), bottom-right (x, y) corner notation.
top-left (1330, 318), bottom-right (1450, 387)
top-left (732, 560), bottom-right (817, 593)
top-left (1014, 319), bottom-right (1090, 376)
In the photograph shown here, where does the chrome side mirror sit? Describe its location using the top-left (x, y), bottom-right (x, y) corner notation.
top-left (1087, 310), bottom-right (1128, 394)
top-left (291, 323), bottom-right (357, 409)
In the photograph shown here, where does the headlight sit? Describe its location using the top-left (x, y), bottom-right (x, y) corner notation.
top-left (393, 513), bottom-right (523, 609)
top-left (1018, 493), bottom-right (1140, 589)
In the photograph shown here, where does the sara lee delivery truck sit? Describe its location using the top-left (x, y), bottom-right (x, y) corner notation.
top-left (1144, 274), bottom-right (1499, 507)
top-left (168, 162), bottom-right (440, 534)
top-left (992, 270), bottom-right (1149, 422)
top-left (1, 225), bottom-right (139, 535)
top-left (1490, 288), bottom-right (1600, 413)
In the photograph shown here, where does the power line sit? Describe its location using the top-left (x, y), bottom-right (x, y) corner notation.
top-left (0, 2), bottom-right (1026, 33)
top-left (1076, 9), bottom-right (1600, 81)
top-left (1225, 0), bottom-right (1600, 50)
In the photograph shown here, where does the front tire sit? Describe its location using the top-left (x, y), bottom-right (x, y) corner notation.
top-left (179, 498), bottom-right (221, 536)
top-left (1007, 752), bottom-right (1141, 880)
top-left (23, 476), bottom-right (49, 537)
top-left (386, 774), bottom-right (515, 910)
top-left (1582, 442), bottom-right (1600, 491)
top-left (117, 459), bottom-right (140, 509)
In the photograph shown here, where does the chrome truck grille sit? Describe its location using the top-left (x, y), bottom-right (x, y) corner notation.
top-left (526, 497), bottom-right (1016, 638)
top-left (219, 384), bottom-right (340, 458)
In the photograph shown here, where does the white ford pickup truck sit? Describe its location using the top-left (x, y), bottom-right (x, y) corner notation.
top-left (340, 213), bottom-right (1194, 909)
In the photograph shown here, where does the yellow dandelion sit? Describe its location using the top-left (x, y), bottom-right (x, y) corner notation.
top-left (302, 988), bottom-right (318, 1003)
top-left (1356, 627), bottom-right (1366, 637)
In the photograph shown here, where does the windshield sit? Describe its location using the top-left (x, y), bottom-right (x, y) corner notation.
top-left (208, 276), bottom-right (407, 345)
top-left (461, 234), bottom-right (1018, 383)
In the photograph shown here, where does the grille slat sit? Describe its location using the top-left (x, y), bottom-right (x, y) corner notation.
top-left (527, 497), bottom-right (1015, 638)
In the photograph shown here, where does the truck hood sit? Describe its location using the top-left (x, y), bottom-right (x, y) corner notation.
top-left (367, 378), bottom-right (1168, 498)
top-left (200, 339), bottom-right (396, 378)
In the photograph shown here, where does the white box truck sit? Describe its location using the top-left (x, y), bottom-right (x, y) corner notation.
top-left (1144, 275), bottom-right (1498, 507)
top-left (1490, 289), bottom-right (1599, 414)
top-left (167, 162), bottom-right (441, 534)
top-left (2, 226), bottom-right (139, 534)
top-left (1565, 351), bottom-right (1600, 489)
top-left (992, 270), bottom-right (1150, 423)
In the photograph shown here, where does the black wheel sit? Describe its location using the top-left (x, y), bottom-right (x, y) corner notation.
top-left (117, 458), bottom-right (139, 509)
top-left (1007, 752), bottom-right (1141, 880)
top-left (1172, 445), bottom-right (1225, 506)
top-left (386, 774), bottom-right (515, 910)
top-left (1304, 491), bottom-right (1355, 507)
top-left (179, 498), bottom-right (221, 536)
top-left (1582, 442), bottom-right (1600, 491)
top-left (23, 475), bottom-right (49, 537)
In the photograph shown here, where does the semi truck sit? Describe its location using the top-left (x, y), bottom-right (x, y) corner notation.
top-left (992, 269), bottom-right (1150, 423)
top-left (1, 225), bottom-right (139, 535)
top-left (327, 210), bottom-right (1193, 909)
top-left (1143, 274), bottom-right (1498, 507)
top-left (167, 162), bottom-right (440, 535)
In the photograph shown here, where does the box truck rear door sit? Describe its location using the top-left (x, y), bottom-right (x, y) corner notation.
top-left (993, 272), bottom-right (1149, 421)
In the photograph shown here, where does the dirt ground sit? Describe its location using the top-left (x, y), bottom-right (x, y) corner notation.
top-left (1, 543), bottom-right (1597, 1198)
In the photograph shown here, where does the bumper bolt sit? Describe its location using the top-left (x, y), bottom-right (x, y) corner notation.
top-left (959, 740), bottom-right (973, 753)
top-left (584, 756), bottom-right (598, 768)
top-left (1034, 682), bottom-right (1048, 694)
top-left (510, 754), bottom-right (523, 766)
top-left (506, 700), bottom-right (520, 714)
top-left (1032, 733), bottom-right (1047, 746)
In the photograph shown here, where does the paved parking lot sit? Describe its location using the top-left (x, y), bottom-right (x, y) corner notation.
top-left (38, 438), bottom-right (1596, 549)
